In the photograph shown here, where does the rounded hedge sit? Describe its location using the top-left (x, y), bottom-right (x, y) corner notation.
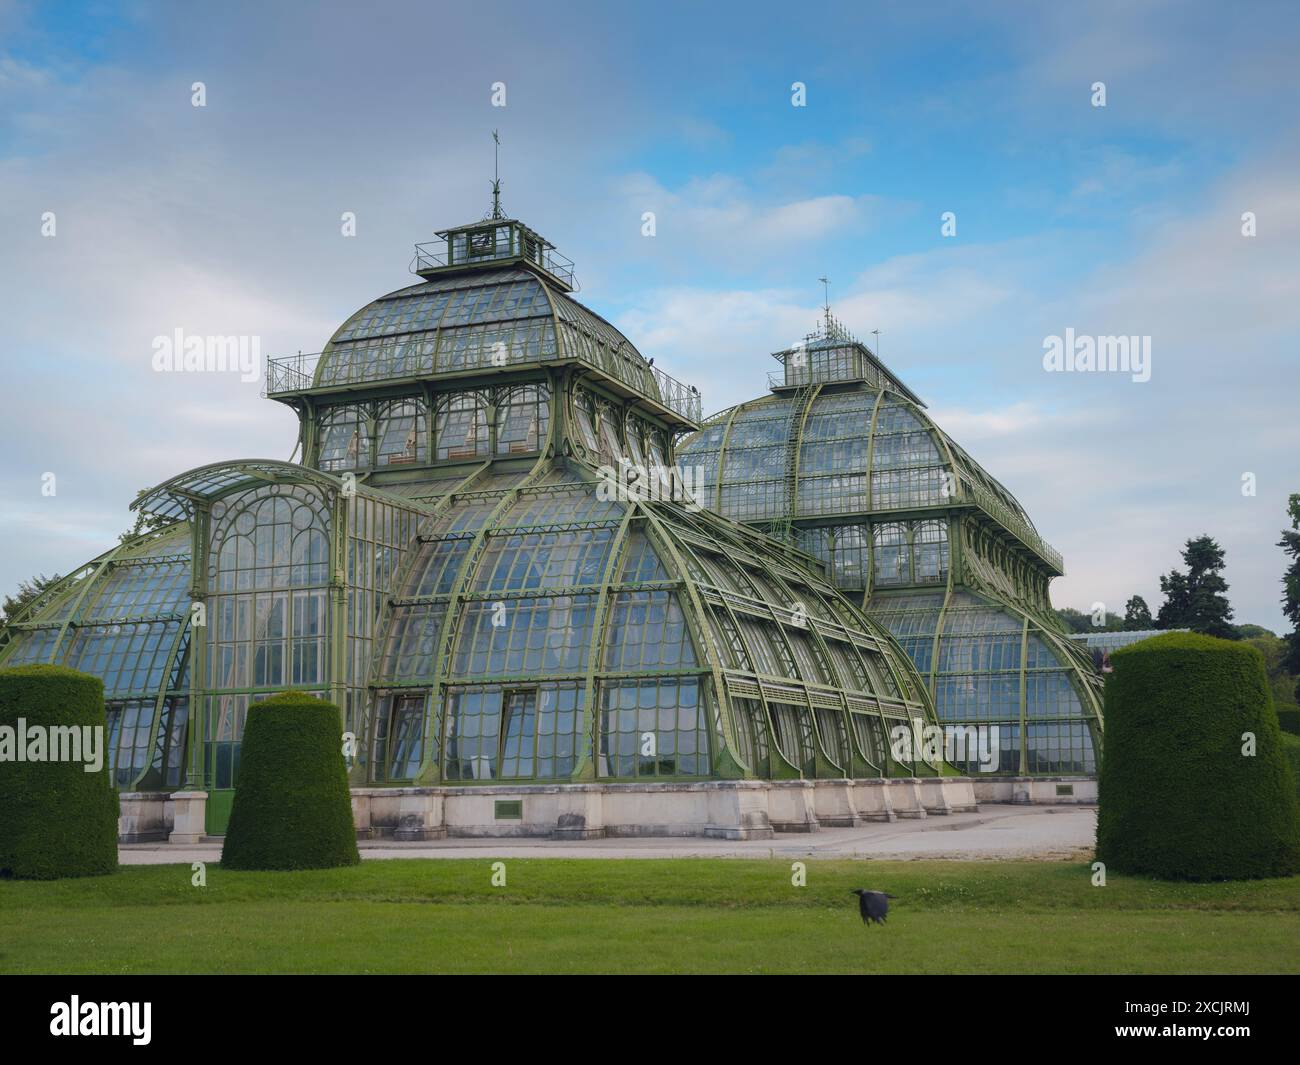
top-left (1283, 733), bottom-right (1300, 800)
top-left (1278, 706), bottom-right (1300, 737)
top-left (1096, 632), bottom-right (1300, 880)
top-left (0, 665), bottom-right (119, 879)
top-left (220, 692), bottom-right (360, 871)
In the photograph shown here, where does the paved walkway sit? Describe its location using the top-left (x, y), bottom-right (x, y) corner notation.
top-left (119, 804), bottom-right (1096, 865)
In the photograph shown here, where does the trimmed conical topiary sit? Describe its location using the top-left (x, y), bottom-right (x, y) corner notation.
top-left (1096, 631), bottom-right (1300, 880)
top-left (0, 665), bottom-right (119, 879)
top-left (220, 692), bottom-right (360, 871)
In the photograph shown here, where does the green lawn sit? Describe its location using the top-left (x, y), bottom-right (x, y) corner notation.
top-left (2, 858), bottom-right (1297, 974)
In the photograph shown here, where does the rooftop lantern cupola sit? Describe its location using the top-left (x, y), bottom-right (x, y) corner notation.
top-left (411, 217), bottom-right (576, 292)
top-left (411, 130), bottom-right (576, 291)
top-left (771, 279), bottom-right (922, 406)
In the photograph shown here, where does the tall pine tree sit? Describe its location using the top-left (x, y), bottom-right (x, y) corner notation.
top-left (1123, 595), bottom-right (1153, 630)
top-left (1156, 535), bottom-right (1236, 638)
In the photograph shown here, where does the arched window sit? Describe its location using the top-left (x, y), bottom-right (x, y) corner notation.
top-left (211, 489), bottom-right (329, 595)
top-left (376, 399), bottom-right (427, 467)
top-left (644, 429), bottom-right (673, 495)
top-left (572, 390), bottom-right (600, 454)
top-left (872, 523), bottom-right (910, 585)
top-left (435, 392), bottom-right (488, 461)
top-left (913, 520), bottom-right (949, 584)
top-left (596, 399), bottom-right (623, 465)
top-left (624, 416), bottom-right (647, 468)
top-left (206, 485), bottom-right (331, 790)
top-left (495, 384), bottom-right (549, 455)
top-left (318, 406), bottom-right (371, 471)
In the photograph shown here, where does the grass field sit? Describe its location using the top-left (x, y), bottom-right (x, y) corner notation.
top-left (2, 858), bottom-right (1298, 974)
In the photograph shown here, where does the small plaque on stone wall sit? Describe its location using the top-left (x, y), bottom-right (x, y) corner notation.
top-left (495, 800), bottom-right (523, 820)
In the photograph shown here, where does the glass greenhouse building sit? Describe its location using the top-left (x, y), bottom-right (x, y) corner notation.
top-left (677, 317), bottom-right (1104, 778)
top-left (0, 211), bottom-right (971, 838)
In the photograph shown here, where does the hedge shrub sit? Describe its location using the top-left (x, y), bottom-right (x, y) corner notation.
top-left (220, 692), bottom-right (360, 870)
top-left (1283, 733), bottom-right (1300, 800)
top-left (0, 665), bottom-right (119, 879)
top-left (1278, 706), bottom-right (1300, 737)
top-left (1096, 632), bottom-right (1300, 880)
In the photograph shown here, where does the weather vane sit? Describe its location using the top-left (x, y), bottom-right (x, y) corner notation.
top-left (490, 130), bottom-right (505, 220)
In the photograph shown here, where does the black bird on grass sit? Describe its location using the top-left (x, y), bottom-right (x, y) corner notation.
top-left (851, 889), bottom-right (896, 926)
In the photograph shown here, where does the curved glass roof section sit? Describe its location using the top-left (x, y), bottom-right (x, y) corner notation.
top-left (680, 386), bottom-right (1055, 571)
top-left (315, 271), bottom-right (664, 398)
top-left (264, 254), bottom-right (702, 428)
top-left (316, 268), bottom-right (556, 387)
top-left (368, 459), bottom-right (937, 783)
top-left (869, 588), bottom-right (1099, 775)
top-left (0, 525), bottom-right (193, 789)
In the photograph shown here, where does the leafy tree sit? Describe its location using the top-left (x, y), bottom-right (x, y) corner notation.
top-left (118, 489), bottom-right (170, 544)
top-left (1055, 607), bottom-right (1092, 634)
top-left (1056, 606), bottom-right (1125, 633)
top-left (1279, 493), bottom-right (1300, 702)
top-left (1241, 632), bottom-right (1299, 710)
top-left (1156, 535), bottom-right (1236, 639)
top-left (1123, 595), bottom-right (1153, 630)
top-left (1, 573), bottom-right (64, 633)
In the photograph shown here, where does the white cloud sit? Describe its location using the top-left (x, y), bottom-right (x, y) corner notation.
top-left (618, 170), bottom-right (882, 265)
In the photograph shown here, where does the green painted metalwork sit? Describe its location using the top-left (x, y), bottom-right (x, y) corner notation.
top-left (3, 211), bottom-right (944, 798)
top-left (679, 318), bottom-right (1104, 777)
top-left (577, 505), bottom-right (635, 780)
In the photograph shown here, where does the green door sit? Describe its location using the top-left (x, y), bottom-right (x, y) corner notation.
top-left (204, 738), bottom-right (239, 835)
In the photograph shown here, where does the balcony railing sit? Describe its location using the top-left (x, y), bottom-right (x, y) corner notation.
top-left (966, 481), bottom-right (1064, 573)
top-left (646, 363), bottom-right (702, 424)
top-left (265, 344), bottom-right (702, 426)
top-left (265, 351), bottom-right (318, 395)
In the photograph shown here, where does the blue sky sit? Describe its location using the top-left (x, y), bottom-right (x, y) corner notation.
top-left (1, 0), bottom-right (1298, 629)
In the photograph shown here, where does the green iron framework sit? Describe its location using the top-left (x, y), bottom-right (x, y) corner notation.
top-left (678, 319), bottom-right (1104, 776)
top-left (0, 213), bottom-right (948, 818)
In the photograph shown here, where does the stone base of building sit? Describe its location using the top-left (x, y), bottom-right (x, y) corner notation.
top-left (351, 778), bottom-right (986, 840)
top-left (970, 776), bottom-right (1097, 805)
top-left (118, 778), bottom-right (987, 843)
top-left (115, 791), bottom-right (209, 843)
top-left (117, 791), bottom-right (174, 843)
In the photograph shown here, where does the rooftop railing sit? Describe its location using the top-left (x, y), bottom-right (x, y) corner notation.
top-left (412, 236), bottom-right (576, 289)
top-left (265, 343), bottom-right (702, 425)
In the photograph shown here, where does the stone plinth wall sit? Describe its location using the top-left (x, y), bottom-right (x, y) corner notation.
top-left (970, 777), bottom-right (1097, 805)
top-left (117, 776), bottom-right (1098, 843)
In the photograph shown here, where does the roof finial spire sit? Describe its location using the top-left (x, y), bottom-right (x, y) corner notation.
top-left (819, 276), bottom-right (833, 334)
top-left (490, 130), bottom-right (505, 220)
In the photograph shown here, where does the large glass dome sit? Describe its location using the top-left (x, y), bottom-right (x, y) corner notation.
top-left (678, 324), bottom-right (1103, 776)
